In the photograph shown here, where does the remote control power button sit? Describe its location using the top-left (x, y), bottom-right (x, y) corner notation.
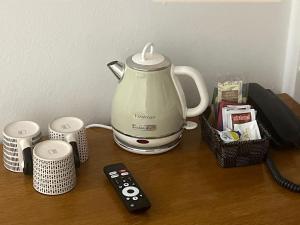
top-left (122, 186), bottom-right (140, 197)
top-left (124, 183), bottom-right (129, 187)
top-left (121, 172), bottom-right (129, 176)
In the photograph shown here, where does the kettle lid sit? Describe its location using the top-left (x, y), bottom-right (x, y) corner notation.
top-left (126, 43), bottom-right (171, 71)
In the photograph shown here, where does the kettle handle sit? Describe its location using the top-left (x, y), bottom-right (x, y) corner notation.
top-left (173, 66), bottom-right (209, 117)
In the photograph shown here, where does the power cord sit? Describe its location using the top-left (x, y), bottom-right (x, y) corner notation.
top-left (85, 124), bottom-right (112, 130)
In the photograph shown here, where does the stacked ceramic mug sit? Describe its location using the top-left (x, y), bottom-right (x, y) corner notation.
top-left (48, 117), bottom-right (88, 165)
top-left (2, 121), bottom-right (41, 173)
top-left (33, 140), bottom-right (77, 195)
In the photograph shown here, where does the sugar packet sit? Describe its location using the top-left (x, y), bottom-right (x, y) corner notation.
top-left (216, 130), bottom-right (240, 143)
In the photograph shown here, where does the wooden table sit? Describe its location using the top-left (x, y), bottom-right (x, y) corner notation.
top-left (0, 94), bottom-right (299, 225)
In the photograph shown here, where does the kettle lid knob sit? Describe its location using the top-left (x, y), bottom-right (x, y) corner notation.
top-left (132, 42), bottom-right (165, 66)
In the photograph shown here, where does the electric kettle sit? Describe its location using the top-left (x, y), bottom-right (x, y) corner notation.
top-left (108, 43), bottom-right (209, 154)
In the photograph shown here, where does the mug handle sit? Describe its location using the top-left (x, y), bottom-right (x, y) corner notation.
top-left (65, 134), bottom-right (80, 168)
top-left (19, 139), bottom-right (33, 175)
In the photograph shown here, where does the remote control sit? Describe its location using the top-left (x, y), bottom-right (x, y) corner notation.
top-left (103, 163), bottom-right (151, 213)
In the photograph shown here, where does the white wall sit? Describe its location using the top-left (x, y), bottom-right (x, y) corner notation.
top-left (288, 0), bottom-right (300, 103)
top-left (0, 0), bottom-right (291, 137)
top-left (282, 0), bottom-right (300, 101)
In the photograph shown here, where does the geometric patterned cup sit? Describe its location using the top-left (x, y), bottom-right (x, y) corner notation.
top-left (33, 140), bottom-right (76, 195)
top-left (48, 117), bottom-right (88, 168)
top-left (2, 121), bottom-right (41, 175)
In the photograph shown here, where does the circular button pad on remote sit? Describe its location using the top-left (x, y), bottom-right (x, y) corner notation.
top-left (122, 186), bottom-right (139, 197)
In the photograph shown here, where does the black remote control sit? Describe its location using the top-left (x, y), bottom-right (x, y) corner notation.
top-left (103, 163), bottom-right (151, 213)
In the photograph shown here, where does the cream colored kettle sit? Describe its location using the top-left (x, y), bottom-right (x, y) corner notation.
top-left (108, 43), bottom-right (209, 154)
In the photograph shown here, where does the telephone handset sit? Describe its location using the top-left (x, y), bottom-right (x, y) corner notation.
top-left (247, 83), bottom-right (300, 192)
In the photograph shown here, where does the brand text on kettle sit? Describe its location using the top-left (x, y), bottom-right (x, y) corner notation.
top-left (134, 114), bottom-right (156, 119)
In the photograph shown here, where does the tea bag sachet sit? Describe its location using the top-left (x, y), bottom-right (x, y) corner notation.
top-left (234, 120), bottom-right (261, 141)
top-left (217, 81), bottom-right (243, 103)
top-left (222, 105), bottom-right (253, 131)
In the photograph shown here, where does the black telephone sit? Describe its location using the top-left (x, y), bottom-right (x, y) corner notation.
top-left (247, 83), bottom-right (300, 192)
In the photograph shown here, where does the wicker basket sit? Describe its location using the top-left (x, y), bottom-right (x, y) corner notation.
top-left (200, 107), bottom-right (270, 168)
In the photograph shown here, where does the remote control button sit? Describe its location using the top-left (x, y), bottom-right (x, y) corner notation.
top-left (133, 196), bottom-right (138, 201)
top-left (122, 186), bottom-right (140, 197)
top-left (111, 175), bottom-right (119, 178)
top-left (118, 186), bottom-right (122, 189)
top-left (126, 197), bottom-right (130, 200)
top-left (130, 204), bottom-right (135, 207)
top-left (139, 194), bottom-right (143, 197)
top-left (119, 169), bottom-right (126, 173)
top-left (124, 183), bottom-right (129, 187)
top-left (109, 171), bottom-right (117, 175)
top-left (121, 172), bottom-right (129, 176)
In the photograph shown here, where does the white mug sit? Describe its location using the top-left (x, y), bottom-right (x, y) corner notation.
top-left (2, 121), bottom-right (41, 174)
top-left (48, 117), bottom-right (88, 168)
top-left (33, 140), bottom-right (76, 195)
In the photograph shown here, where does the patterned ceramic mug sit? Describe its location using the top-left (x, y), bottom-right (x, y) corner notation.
top-left (48, 117), bottom-right (88, 168)
top-left (33, 140), bottom-right (76, 195)
top-left (2, 121), bottom-right (41, 174)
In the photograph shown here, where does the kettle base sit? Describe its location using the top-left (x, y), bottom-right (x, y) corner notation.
top-left (112, 129), bottom-right (183, 155)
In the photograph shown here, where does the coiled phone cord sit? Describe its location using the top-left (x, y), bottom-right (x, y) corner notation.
top-left (266, 154), bottom-right (300, 192)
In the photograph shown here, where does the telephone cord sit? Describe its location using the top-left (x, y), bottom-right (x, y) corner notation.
top-left (266, 154), bottom-right (300, 192)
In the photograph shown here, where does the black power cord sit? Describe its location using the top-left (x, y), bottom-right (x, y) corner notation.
top-left (266, 154), bottom-right (300, 192)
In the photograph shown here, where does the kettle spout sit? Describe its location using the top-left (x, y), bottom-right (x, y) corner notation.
top-left (107, 61), bottom-right (125, 80)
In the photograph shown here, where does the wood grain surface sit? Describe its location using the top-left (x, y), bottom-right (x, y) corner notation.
top-left (0, 94), bottom-right (299, 225)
